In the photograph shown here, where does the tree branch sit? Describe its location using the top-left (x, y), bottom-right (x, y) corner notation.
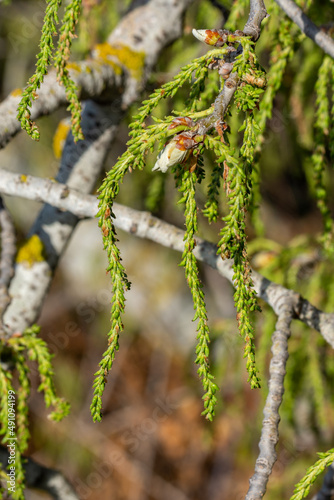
top-left (246, 305), bottom-right (294, 499)
top-left (244, 0), bottom-right (268, 41)
top-left (1, 0), bottom-right (195, 336)
top-left (0, 446), bottom-right (79, 500)
top-left (0, 197), bottom-right (16, 316)
top-left (273, 0), bottom-right (334, 59)
top-left (1, 169), bottom-right (334, 348)
top-left (196, 0), bottom-right (268, 135)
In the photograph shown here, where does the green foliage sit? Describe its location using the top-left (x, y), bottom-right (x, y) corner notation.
top-left (251, 234), bottom-right (334, 426)
top-left (10, 326), bottom-right (70, 421)
top-left (311, 56), bottom-right (334, 255)
top-left (130, 47), bottom-right (228, 129)
top-left (6, 0), bottom-right (334, 496)
top-left (330, 62), bottom-right (334, 159)
top-left (235, 84), bottom-right (264, 111)
top-left (178, 166), bottom-right (218, 420)
top-left (54, 0), bottom-right (83, 141)
top-left (0, 368), bottom-right (26, 499)
top-left (290, 449), bottom-right (334, 500)
top-left (225, 0), bottom-right (249, 31)
top-left (91, 48), bottom-right (232, 422)
top-left (211, 135), bottom-right (261, 388)
top-left (0, 325), bottom-right (69, 497)
top-left (91, 163), bottom-right (131, 422)
top-left (144, 174), bottom-right (166, 213)
top-left (233, 37), bottom-right (265, 235)
top-left (202, 157), bottom-right (225, 223)
top-left (17, 0), bottom-right (83, 142)
top-left (257, 16), bottom-right (296, 140)
top-left (95, 25), bottom-right (266, 418)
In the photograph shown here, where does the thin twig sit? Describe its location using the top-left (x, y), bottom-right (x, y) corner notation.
top-left (246, 303), bottom-right (295, 499)
top-left (244, 0), bottom-right (268, 41)
top-left (0, 197), bottom-right (16, 315)
top-left (274, 0), bottom-right (334, 58)
top-left (198, 71), bottom-right (240, 133)
top-left (1, 169), bottom-right (334, 348)
top-left (197, 0), bottom-right (268, 133)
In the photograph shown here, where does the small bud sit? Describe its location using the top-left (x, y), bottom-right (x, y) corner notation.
top-left (152, 139), bottom-right (188, 173)
top-left (192, 28), bottom-right (230, 47)
top-left (192, 29), bottom-right (209, 44)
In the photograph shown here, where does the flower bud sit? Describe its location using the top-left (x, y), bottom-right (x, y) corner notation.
top-left (152, 139), bottom-right (188, 173)
top-left (192, 28), bottom-right (230, 47)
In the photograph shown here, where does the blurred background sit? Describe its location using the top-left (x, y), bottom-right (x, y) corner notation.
top-left (1, 0), bottom-right (334, 498)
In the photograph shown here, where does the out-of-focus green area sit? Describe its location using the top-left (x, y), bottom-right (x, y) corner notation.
top-left (1, 0), bottom-right (334, 499)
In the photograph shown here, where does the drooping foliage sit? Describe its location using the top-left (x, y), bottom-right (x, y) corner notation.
top-left (1, 0), bottom-right (334, 498)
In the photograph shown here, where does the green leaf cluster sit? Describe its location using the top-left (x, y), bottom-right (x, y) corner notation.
top-left (290, 448), bottom-right (334, 500)
top-left (311, 56), bottom-right (334, 255)
top-left (17, 0), bottom-right (83, 142)
top-left (0, 325), bottom-right (69, 498)
top-left (178, 167), bottom-right (218, 420)
top-left (96, 30), bottom-right (264, 418)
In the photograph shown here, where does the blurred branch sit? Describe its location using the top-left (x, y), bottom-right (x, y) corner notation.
top-left (1, 169), bottom-right (334, 348)
top-left (0, 446), bottom-right (79, 500)
top-left (246, 306), bottom-right (294, 499)
top-left (273, 0), bottom-right (334, 58)
top-left (208, 0), bottom-right (230, 22)
top-left (312, 463), bottom-right (334, 500)
top-left (1, 0), bottom-right (194, 336)
top-left (0, 197), bottom-right (16, 315)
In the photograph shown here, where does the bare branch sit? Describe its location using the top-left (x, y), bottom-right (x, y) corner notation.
top-left (1, 169), bottom-right (334, 348)
top-left (198, 71), bottom-right (240, 134)
top-left (244, 0), bottom-right (268, 41)
top-left (246, 305), bottom-right (294, 499)
top-left (273, 0), bottom-right (334, 59)
top-left (0, 446), bottom-right (79, 500)
top-left (0, 170), bottom-right (97, 219)
top-left (0, 197), bottom-right (16, 315)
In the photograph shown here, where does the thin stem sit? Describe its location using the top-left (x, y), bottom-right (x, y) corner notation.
top-left (273, 0), bottom-right (334, 58)
top-left (246, 304), bottom-right (295, 499)
top-left (244, 0), bottom-right (268, 40)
